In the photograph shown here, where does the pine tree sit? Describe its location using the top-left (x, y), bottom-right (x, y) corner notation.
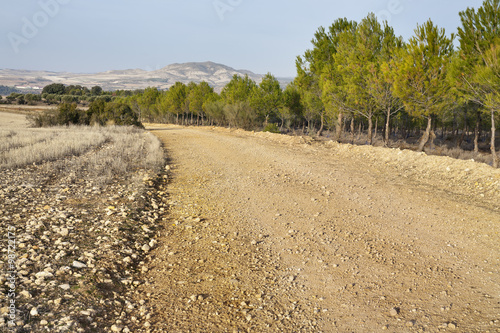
top-left (392, 19), bottom-right (454, 151)
top-left (250, 73), bottom-right (283, 127)
top-left (296, 18), bottom-right (357, 138)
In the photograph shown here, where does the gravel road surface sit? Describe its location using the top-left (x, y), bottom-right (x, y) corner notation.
top-left (142, 124), bottom-right (500, 332)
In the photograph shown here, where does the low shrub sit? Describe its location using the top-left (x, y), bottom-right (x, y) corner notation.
top-left (263, 123), bottom-right (280, 133)
top-left (27, 109), bottom-right (60, 127)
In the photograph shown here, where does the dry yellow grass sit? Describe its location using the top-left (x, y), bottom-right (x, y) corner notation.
top-left (1, 124), bottom-right (164, 186)
top-left (0, 127), bottom-right (107, 169)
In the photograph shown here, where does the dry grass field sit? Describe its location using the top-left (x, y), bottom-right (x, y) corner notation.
top-left (0, 110), bottom-right (30, 127)
top-left (0, 125), bottom-right (163, 184)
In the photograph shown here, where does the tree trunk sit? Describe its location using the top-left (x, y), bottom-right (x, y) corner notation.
top-left (457, 125), bottom-right (466, 148)
top-left (350, 117), bottom-right (355, 144)
top-left (317, 111), bottom-right (324, 137)
top-left (367, 115), bottom-right (373, 145)
top-left (384, 108), bottom-right (391, 145)
top-left (418, 116), bottom-right (432, 152)
top-left (374, 117), bottom-right (378, 139)
top-left (453, 113), bottom-right (458, 138)
top-left (430, 129), bottom-right (436, 150)
top-left (357, 122), bottom-right (362, 140)
top-left (334, 112), bottom-right (343, 142)
top-left (474, 110), bottom-right (481, 153)
top-left (491, 110), bottom-right (498, 168)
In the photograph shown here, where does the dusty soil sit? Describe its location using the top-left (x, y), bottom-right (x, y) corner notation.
top-left (141, 124), bottom-right (500, 332)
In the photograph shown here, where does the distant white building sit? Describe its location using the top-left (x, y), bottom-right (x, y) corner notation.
top-left (15, 86), bottom-right (42, 90)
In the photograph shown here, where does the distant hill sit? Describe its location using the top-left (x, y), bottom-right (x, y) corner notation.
top-left (0, 62), bottom-right (293, 92)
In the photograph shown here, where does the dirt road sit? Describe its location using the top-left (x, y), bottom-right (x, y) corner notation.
top-left (141, 124), bottom-right (499, 332)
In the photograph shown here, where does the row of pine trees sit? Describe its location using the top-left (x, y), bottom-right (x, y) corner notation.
top-left (94, 0), bottom-right (499, 166)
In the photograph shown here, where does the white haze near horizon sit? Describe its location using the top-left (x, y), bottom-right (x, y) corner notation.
top-left (0, 0), bottom-right (485, 77)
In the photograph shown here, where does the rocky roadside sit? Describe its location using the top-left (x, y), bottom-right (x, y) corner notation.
top-left (0, 155), bottom-right (169, 332)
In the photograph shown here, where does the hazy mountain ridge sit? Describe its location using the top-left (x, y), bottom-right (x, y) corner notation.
top-left (0, 62), bottom-right (292, 92)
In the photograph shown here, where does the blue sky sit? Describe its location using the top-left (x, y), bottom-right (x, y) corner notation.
top-left (0, 0), bottom-right (485, 77)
